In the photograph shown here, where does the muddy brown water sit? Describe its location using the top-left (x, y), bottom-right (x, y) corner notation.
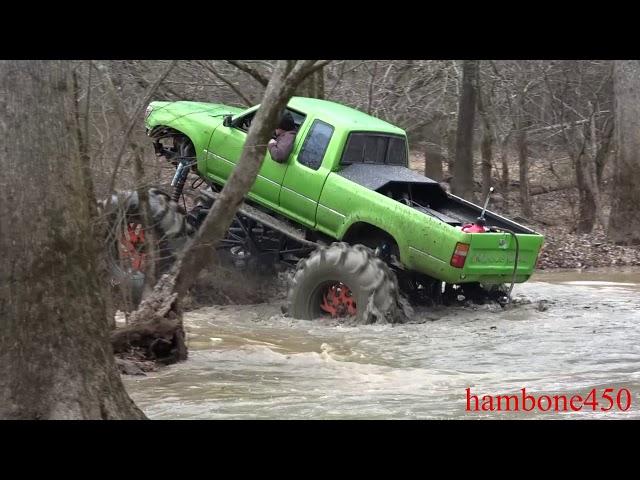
top-left (124, 268), bottom-right (640, 419)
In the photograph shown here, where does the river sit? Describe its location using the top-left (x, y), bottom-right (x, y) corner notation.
top-left (124, 268), bottom-right (640, 419)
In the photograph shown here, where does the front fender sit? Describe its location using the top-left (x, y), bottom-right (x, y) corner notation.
top-left (145, 102), bottom-right (243, 167)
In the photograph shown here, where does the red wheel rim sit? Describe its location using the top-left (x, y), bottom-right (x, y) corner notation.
top-left (119, 222), bottom-right (146, 272)
top-left (320, 282), bottom-right (357, 318)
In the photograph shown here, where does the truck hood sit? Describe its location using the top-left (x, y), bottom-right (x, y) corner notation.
top-left (148, 100), bottom-right (244, 121)
top-left (337, 164), bottom-right (440, 191)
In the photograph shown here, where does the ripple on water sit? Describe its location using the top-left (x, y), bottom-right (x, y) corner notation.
top-left (125, 274), bottom-right (640, 419)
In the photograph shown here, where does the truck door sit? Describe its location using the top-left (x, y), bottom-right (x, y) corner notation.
top-left (205, 108), bottom-right (303, 211)
top-left (280, 119), bottom-right (335, 228)
top-left (205, 119), bottom-right (245, 183)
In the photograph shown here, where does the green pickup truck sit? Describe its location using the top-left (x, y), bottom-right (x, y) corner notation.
top-left (111, 96), bottom-right (543, 322)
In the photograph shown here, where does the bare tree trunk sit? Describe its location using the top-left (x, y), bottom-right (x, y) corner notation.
top-left (596, 116), bottom-right (614, 187)
top-left (444, 63), bottom-right (457, 175)
top-left (446, 115), bottom-right (457, 175)
top-left (0, 60), bottom-right (145, 419)
top-left (516, 94), bottom-right (533, 217)
top-left (451, 60), bottom-right (479, 200)
top-left (423, 144), bottom-right (444, 181)
top-left (296, 67), bottom-right (325, 98)
top-left (476, 80), bottom-right (495, 198)
top-left (500, 133), bottom-right (511, 208)
top-left (422, 114), bottom-right (446, 181)
top-left (575, 151), bottom-right (597, 232)
top-left (570, 109), bottom-right (609, 233)
top-left (480, 131), bottom-right (493, 199)
top-left (609, 61), bottom-right (640, 244)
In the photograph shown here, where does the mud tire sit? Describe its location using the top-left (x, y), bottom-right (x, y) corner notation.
top-left (460, 282), bottom-right (509, 305)
top-left (102, 188), bottom-right (192, 309)
top-left (287, 242), bottom-right (410, 324)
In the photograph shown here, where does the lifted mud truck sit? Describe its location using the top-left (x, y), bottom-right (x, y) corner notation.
top-left (106, 97), bottom-right (544, 323)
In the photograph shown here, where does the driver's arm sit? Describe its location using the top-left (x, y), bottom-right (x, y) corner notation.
top-left (268, 133), bottom-right (295, 163)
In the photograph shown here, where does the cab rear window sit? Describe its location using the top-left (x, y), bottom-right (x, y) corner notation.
top-left (341, 133), bottom-right (408, 166)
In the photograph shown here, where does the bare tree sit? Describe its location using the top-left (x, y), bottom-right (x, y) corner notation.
top-left (97, 61), bottom-right (177, 292)
top-left (451, 60), bottom-right (479, 200)
top-left (609, 60), bottom-right (640, 244)
top-left (226, 60), bottom-right (271, 87)
top-left (515, 90), bottom-right (532, 217)
top-left (489, 61), bottom-right (548, 218)
top-left (476, 69), bottom-right (497, 199)
top-left (296, 66), bottom-right (326, 98)
top-left (542, 60), bottom-right (613, 232)
top-left (199, 61), bottom-right (255, 106)
top-left (419, 112), bottom-right (447, 181)
top-left (0, 60), bottom-right (145, 419)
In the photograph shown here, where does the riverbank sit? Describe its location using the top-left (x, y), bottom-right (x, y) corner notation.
top-left (535, 227), bottom-right (640, 269)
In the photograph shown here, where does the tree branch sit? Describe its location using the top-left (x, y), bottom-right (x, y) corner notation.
top-left (95, 60), bottom-right (177, 193)
top-left (226, 60), bottom-right (270, 87)
top-left (199, 61), bottom-right (254, 107)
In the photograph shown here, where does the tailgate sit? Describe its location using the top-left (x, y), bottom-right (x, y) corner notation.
top-left (462, 232), bottom-right (544, 282)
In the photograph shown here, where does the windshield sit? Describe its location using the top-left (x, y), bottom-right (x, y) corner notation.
top-left (341, 133), bottom-right (408, 166)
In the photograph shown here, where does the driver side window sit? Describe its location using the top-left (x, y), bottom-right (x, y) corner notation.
top-left (236, 111), bottom-right (257, 133)
top-left (235, 108), bottom-right (306, 133)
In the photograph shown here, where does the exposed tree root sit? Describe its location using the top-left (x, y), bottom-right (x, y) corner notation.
top-left (111, 273), bottom-right (187, 368)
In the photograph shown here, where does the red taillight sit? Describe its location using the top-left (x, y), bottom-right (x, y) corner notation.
top-left (450, 242), bottom-right (470, 268)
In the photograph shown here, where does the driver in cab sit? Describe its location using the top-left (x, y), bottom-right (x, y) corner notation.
top-left (267, 112), bottom-right (297, 163)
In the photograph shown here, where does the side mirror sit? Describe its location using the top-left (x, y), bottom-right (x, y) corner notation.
top-left (223, 114), bottom-right (233, 127)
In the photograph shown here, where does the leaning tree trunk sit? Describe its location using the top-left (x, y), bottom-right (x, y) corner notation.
top-left (174, 61), bottom-right (326, 297)
top-left (121, 61), bottom-right (330, 358)
top-left (608, 61), bottom-right (640, 245)
top-left (0, 60), bottom-right (145, 419)
top-left (451, 60), bottom-right (479, 201)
